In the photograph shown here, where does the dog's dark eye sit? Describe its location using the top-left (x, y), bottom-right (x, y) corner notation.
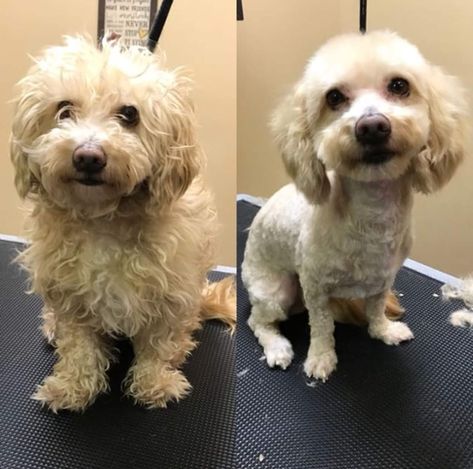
top-left (326, 89), bottom-right (347, 109)
top-left (388, 78), bottom-right (410, 97)
top-left (57, 100), bottom-right (73, 120)
top-left (117, 105), bottom-right (139, 127)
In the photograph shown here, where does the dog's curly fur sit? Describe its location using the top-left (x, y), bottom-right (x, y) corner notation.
top-left (242, 31), bottom-right (469, 381)
top-left (10, 35), bottom-right (235, 412)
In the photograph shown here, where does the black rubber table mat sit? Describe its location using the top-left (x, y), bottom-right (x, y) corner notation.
top-left (0, 240), bottom-right (234, 469)
top-left (236, 199), bottom-right (473, 469)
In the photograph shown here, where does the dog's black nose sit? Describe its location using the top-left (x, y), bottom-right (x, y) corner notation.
top-left (72, 144), bottom-right (107, 174)
top-left (355, 113), bottom-right (391, 145)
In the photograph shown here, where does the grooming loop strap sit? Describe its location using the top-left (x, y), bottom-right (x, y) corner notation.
top-left (360, 0), bottom-right (367, 33)
top-left (147, 0), bottom-right (175, 52)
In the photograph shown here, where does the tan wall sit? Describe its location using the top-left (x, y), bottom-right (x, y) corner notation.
top-left (237, 0), bottom-right (473, 277)
top-left (0, 0), bottom-right (236, 266)
top-left (237, 0), bottom-right (340, 195)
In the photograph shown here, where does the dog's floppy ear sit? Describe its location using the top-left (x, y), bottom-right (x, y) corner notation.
top-left (410, 67), bottom-right (469, 193)
top-left (10, 136), bottom-right (32, 199)
top-left (146, 72), bottom-right (202, 206)
top-left (10, 80), bottom-right (43, 199)
top-left (271, 83), bottom-right (330, 204)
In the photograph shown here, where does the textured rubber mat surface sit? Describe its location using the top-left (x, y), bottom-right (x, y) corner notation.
top-left (0, 240), bottom-right (234, 469)
top-left (237, 200), bottom-right (473, 469)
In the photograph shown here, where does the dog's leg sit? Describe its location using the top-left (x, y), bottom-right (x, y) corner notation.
top-left (303, 290), bottom-right (337, 382)
top-left (366, 291), bottom-right (414, 345)
top-left (248, 302), bottom-right (294, 370)
top-left (33, 318), bottom-right (113, 412)
top-left (246, 271), bottom-right (298, 369)
top-left (126, 321), bottom-right (197, 408)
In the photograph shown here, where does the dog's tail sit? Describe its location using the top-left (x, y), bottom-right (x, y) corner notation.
top-left (201, 276), bottom-right (236, 332)
top-left (330, 290), bottom-right (405, 326)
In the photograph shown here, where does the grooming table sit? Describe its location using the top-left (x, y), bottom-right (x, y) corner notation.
top-left (0, 240), bottom-right (234, 469)
top-left (237, 199), bottom-right (473, 469)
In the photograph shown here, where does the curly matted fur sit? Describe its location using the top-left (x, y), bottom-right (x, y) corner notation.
top-left (242, 31), bottom-right (469, 381)
top-left (10, 35), bottom-right (235, 412)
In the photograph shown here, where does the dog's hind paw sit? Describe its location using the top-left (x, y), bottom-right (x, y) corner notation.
top-left (369, 320), bottom-right (414, 345)
top-left (303, 350), bottom-right (337, 382)
top-left (264, 337), bottom-right (294, 370)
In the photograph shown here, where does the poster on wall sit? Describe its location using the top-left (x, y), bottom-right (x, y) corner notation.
top-left (97, 0), bottom-right (157, 47)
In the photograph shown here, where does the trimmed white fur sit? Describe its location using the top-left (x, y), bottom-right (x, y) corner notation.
top-left (442, 278), bottom-right (473, 328)
top-left (442, 277), bottom-right (473, 309)
top-left (449, 310), bottom-right (473, 328)
top-left (242, 31), bottom-right (469, 381)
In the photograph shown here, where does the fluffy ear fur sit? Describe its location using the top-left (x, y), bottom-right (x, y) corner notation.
top-left (410, 67), bottom-right (469, 193)
top-left (10, 80), bottom-right (46, 199)
top-left (271, 84), bottom-right (330, 204)
top-left (146, 73), bottom-right (202, 207)
top-left (10, 134), bottom-right (32, 199)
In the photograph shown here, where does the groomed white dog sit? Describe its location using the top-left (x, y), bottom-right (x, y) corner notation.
top-left (242, 31), bottom-right (468, 381)
top-left (11, 35), bottom-right (235, 412)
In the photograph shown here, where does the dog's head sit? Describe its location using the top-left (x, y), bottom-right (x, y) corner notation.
top-left (11, 35), bottom-right (201, 216)
top-left (272, 31), bottom-right (469, 204)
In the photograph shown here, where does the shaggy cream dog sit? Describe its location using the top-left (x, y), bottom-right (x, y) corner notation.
top-left (242, 31), bottom-right (468, 381)
top-left (10, 35), bottom-right (235, 412)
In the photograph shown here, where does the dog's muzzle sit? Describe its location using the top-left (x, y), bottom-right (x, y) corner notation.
top-left (355, 113), bottom-right (394, 165)
top-left (72, 143), bottom-right (107, 186)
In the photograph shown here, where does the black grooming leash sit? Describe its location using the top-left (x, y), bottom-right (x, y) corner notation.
top-left (237, 0), bottom-right (244, 21)
top-left (147, 0), bottom-right (175, 52)
top-left (360, 0), bottom-right (367, 33)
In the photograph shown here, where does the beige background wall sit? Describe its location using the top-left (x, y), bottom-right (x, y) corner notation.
top-left (238, 0), bottom-right (473, 277)
top-left (0, 0), bottom-right (236, 266)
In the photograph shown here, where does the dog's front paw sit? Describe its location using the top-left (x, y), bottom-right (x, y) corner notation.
top-left (33, 374), bottom-right (103, 412)
top-left (264, 337), bottom-right (294, 370)
top-left (369, 321), bottom-right (414, 345)
top-left (303, 350), bottom-right (337, 382)
top-left (127, 366), bottom-right (192, 408)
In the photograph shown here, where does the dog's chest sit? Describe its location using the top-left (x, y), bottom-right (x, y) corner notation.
top-left (47, 234), bottom-right (162, 334)
top-left (333, 223), bottom-right (406, 296)
top-left (304, 188), bottom-right (412, 298)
